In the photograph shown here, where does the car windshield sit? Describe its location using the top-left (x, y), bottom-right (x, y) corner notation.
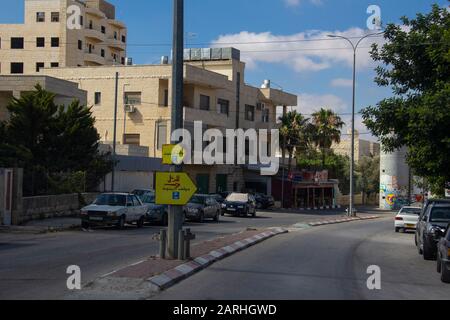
top-left (190, 196), bottom-right (205, 204)
top-left (132, 190), bottom-right (150, 197)
top-left (226, 193), bottom-right (248, 202)
top-left (141, 193), bottom-right (155, 204)
top-left (401, 208), bottom-right (421, 215)
top-left (430, 207), bottom-right (450, 223)
top-left (93, 194), bottom-right (126, 207)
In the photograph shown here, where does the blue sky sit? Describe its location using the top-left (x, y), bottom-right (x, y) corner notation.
top-left (0, 0), bottom-right (447, 140)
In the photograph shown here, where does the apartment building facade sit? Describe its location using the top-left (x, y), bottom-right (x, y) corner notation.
top-left (0, 0), bottom-right (127, 75)
top-left (331, 130), bottom-right (380, 163)
top-left (42, 48), bottom-right (298, 194)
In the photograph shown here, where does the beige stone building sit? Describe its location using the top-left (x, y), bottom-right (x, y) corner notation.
top-left (331, 130), bottom-right (380, 163)
top-left (42, 48), bottom-right (298, 194)
top-left (0, 0), bottom-right (127, 75)
top-left (0, 75), bottom-right (87, 121)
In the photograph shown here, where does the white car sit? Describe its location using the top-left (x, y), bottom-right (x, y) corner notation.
top-left (81, 193), bottom-right (150, 229)
top-left (395, 206), bottom-right (422, 233)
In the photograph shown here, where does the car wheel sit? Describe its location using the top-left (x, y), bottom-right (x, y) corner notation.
top-left (395, 227), bottom-right (400, 233)
top-left (198, 211), bottom-right (205, 223)
top-left (423, 241), bottom-right (435, 261)
top-left (81, 221), bottom-right (90, 229)
top-left (117, 216), bottom-right (126, 230)
top-left (137, 216), bottom-right (145, 228)
top-left (442, 262), bottom-right (450, 283)
top-left (437, 254), bottom-right (442, 273)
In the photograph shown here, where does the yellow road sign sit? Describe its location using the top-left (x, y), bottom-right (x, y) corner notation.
top-left (162, 144), bottom-right (185, 165)
top-left (155, 172), bottom-right (197, 205)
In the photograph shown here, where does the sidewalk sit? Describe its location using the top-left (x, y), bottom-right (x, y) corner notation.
top-left (0, 217), bottom-right (81, 234)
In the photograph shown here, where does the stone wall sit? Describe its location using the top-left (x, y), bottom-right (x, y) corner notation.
top-left (19, 193), bottom-right (98, 225)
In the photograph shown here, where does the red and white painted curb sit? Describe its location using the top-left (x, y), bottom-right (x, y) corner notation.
top-left (308, 215), bottom-right (380, 227)
top-left (147, 228), bottom-right (288, 291)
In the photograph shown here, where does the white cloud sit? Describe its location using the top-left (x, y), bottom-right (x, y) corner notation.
top-left (211, 28), bottom-right (385, 72)
top-left (331, 78), bottom-right (354, 88)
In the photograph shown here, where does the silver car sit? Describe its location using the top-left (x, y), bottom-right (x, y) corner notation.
top-left (184, 194), bottom-right (221, 223)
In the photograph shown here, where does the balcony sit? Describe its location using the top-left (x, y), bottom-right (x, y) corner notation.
top-left (84, 28), bottom-right (106, 43)
top-left (85, 7), bottom-right (106, 19)
top-left (107, 37), bottom-right (126, 51)
top-left (183, 107), bottom-right (231, 128)
top-left (84, 51), bottom-right (105, 65)
top-left (107, 19), bottom-right (126, 30)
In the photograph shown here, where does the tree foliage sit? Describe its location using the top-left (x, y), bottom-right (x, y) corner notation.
top-left (0, 85), bottom-right (113, 196)
top-left (362, 4), bottom-right (450, 196)
top-left (357, 155), bottom-right (380, 200)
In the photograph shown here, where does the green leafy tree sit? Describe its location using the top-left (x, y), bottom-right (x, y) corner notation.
top-left (357, 155), bottom-right (380, 203)
top-left (279, 111), bottom-right (311, 173)
top-left (362, 4), bottom-right (450, 196)
top-left (310, 108), bottom-right (345, 168)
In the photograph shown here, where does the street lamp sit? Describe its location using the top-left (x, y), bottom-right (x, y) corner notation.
top-left (327, 32), bottom-right (384, 217)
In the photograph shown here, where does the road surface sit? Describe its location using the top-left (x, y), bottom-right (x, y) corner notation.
top-left (154, 218), bottom-right (450, 300)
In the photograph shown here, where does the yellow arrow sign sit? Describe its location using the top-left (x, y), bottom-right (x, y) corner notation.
top-left (162, 144), bottom-right (185, 165)
top-left (155, 172), bottom-right (197, 205)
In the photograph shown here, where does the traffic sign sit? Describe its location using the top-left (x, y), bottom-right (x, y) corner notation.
top-left (162, 144), bottom-right (185, 165)
top-left (155, 172), bottom-right (197, 205)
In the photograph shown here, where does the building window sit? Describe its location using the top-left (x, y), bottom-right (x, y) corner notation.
top-left (51, 37), bottom-right (59, 47)
top-left (36, 12), bottom-right (45, 22)
top-left (200, 94), bottom-right (210, 111)
top-left (36, 37), bottom-right (45, 47)
top-left (218, 98), bottom-right (229, 116)
top-left (262, 108), bottom-right (270, 123)
top-left (101, 49), bottom-right (105, 57)
top-left (10, 62), bottom-right (24, 74)
top-left (101, 26), bottom-right (106, 34)
top-left (121, 35), bottom-right (126, 43)
top-left (245, 105), bottom-right (255, 121)
top-left (78, 40), bottom-right (82, 50)
top-left (11, 37), bottom-right (24, 49)
top-left (113, 31), bottom-right (118, 40)
top-left (51, 12), bottom-right (59, 22)
top-left (79, 15), bottom-right (83, 26)
top-left (36, 62), bottom-right (44, 72)
top-left (124, 92), bottom-right (141, 105)
top-left (123, 134), bottom-right (140, 146)
top-left (50, 62), bottom-right (59, 68)
top-left (163, 89), bottom-right (169, 107)
top-left (157, 121), bottom-right (167, 150)
top-left (89, 20), bottom-right (93, 29)
top-left (94, 92), bottom-right (102, 105)
top-left (121, 57), bottom-right (125, 65)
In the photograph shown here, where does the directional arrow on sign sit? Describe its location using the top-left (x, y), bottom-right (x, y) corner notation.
top-left (155, 172), bottom-right (197, 205)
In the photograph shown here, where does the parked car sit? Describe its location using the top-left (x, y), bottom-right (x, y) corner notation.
top-left (184, 194), bottom-right (221, 223)
top-left (81, 193), bottom-right (149, 229)
top-left (416, 200), bottom-right (450, 260)
top-left (210, 194), bottom-right (225, 204)
top-left (131, 189), bottom-right (154, 199)
top-left (140, 192), bottom-right (169, 226)
top-left (254, 193), bottom-right (275, 210)
top-left (437, 224), bottom-right (450, 283)
top-left (395, 206), bottom-right (422, 233)
top-left (222, 193), bottom-right (257, 217)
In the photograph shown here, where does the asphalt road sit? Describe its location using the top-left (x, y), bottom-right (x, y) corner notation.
top-left (154, 218), bottom-right (450, 300)
top-left (0, 209), bottom-right (348, 300)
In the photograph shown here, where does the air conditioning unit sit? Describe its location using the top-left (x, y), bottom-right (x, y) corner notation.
top-left (256, 103), bottom-right (265, 111)
top-left (124, 104), bottom-right (136, 113)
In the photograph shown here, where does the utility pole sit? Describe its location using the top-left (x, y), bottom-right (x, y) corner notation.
top-left (111, 72), bottom-right (119, 192)
top-left (167, 0), bottom-right (184, 260)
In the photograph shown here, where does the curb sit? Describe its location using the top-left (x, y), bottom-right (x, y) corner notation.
top-left (308, 215), bottom-right (380, 227)
top-left (147, 228), bottom-right (288, 291)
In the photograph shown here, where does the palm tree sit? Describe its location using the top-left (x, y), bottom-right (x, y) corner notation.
top-left (279, 111), bottom-right (310, 174)
top-left (311, 108), bottom-right (345, 168)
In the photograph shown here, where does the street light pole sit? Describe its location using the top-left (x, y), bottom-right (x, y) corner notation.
top-left (327, 32), bottom-right (383, 217)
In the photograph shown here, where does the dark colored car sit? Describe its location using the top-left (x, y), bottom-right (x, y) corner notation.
top-left (222, 193), bottom-right (257, 217)
top-left (184, 194), bottom-right (221, 223)
top-left (416, 200), bottom-right (450, 260)
top-left (437, 224), bottom-right (450, 283)
top-left (254, 193), bottom-right (275, 209)
top-left (140, 192), bottom-right (169, 226)
top-left (210, 194), bottom-right (225, 204)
